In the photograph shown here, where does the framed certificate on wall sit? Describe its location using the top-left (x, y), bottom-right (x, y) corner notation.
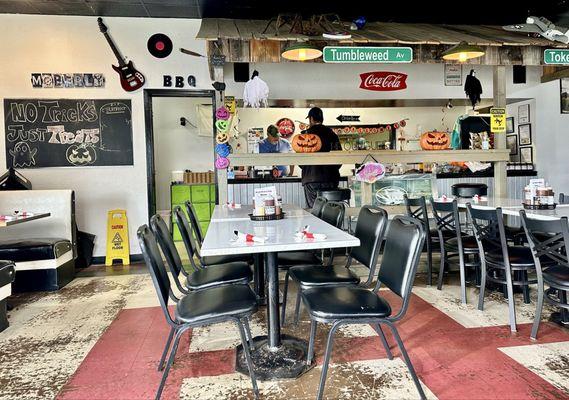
top-left (518, 104), bottom-right (530, 124)
top-left (519, 124), bottom-right (532, 145)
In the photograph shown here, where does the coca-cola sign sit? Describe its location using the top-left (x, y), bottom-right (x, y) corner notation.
top-left (359, 71), bottom-right (408, 91)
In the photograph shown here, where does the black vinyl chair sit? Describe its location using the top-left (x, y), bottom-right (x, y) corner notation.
top-left (432, 199), bottom-right (480, 304)
top-left (281, 206), bottom-right (388, 325)
top-left (183, 201), bottom-right (252, 266)
top-left (137, 225), bottom-right (259, 400)
top-left (310, 196), bottom-right (328, 218)
top-left (404, 195), bottom-right (437, 286)
top-left (152, 212), bottom-right (252, 293)
top-left (467, 204), bottom-right (536, 333)
top-left (301, 216), bottom-right (427, 400)
top-left (520, 210), bottom-right (569, 339)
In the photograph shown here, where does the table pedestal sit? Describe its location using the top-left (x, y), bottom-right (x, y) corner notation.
top-left (236, 252), bottom-right (310, 380)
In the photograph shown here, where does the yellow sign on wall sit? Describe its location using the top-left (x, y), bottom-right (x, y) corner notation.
top-left (490, 108), bottom-right (506, 133)
top-left (105, 209), bottom-right (130, 266)
top-left (224, 96), bottom-right (236, 114)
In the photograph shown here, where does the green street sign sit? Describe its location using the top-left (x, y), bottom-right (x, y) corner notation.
top-left (323, 46), bottom-right (413, 63)
top-left (544, 49), bottom-right (569, 65)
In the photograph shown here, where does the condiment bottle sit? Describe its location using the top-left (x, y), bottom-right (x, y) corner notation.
top-left (264, 198), bottom-right (275, 216)
top-left (275, 196), bottom-right (282, 215)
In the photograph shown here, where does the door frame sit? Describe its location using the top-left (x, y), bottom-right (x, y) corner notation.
top-left (143, 89), bottom-right (217, 221)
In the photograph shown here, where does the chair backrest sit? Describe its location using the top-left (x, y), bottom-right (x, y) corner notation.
top-left (320, 201), bottom-right (345, 229)
top-left (310, 196), bottom-right (328, 218)
top-left (376, 216), bottom-right (425, 319)
top-left (137, 225), bottom-right (175, 326)
top-left (466, 204), bottom-right (509, 261)
top-left (431, 199), bottom-right (461, 238)
top-left (350, 206), bottom-right (388, 284)
top-left (173, 206), bottom-right (201, 272)
top-left (520, 210), bottom-right (569, 269)
top-left (185, 200), bottom-right (205, 245)
top-left (560, 193), bottom-right (569, 205)
top-left (150, 214), bottom-right (188, 300)
top-left (404, 195), bottom-right (430, 231)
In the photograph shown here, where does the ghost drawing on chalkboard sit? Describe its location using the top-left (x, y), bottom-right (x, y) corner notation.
top-left (9, 142), bottom-right (37, 168)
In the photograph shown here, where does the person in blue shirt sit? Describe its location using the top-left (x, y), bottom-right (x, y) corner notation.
top-left (258, 125), bottom-right (295, 177)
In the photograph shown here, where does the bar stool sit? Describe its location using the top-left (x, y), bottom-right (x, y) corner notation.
top-left (432, 199), bottom-right (480, 304)
top-left (467, 204), bottom-right (536, 333)
top-left (521, 211), bottom-right (569, 339)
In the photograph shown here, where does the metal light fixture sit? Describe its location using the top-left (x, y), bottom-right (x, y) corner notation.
top-left (281, 42), bottom-right (322, 61)
top-left (442, 41), bottom-right (485, 62)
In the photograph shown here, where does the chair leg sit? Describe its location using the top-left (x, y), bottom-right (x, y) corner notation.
top-left (458, 251), bottom-right (468, 305)
top-left (372, 323), bottom-right (393, 360)
top-left (306, 319), bottom-right (317, 366)
top-left (504, 267), bottom-right (518, 333)
top-left (522, 271), bottom-right (531, 304)
top-left (293, 288), bottom-right (302, 326)
top-left (426, 238), bottom-right (433, 286)
top-left (155, 327), bottom-right (186, 400)
top-left (281, 270), bottom-right (290, 326)
top-left (477, 261), bottom-right (487, 311)
top-left (236, 319), bottom-right (260, 400)
top-left (158, 327), bottom-right (175, 371)
top-left (531, 274), bottom-right (545, 340)
top-left (385, 322), bottom-right (427, 400)
top-left (437, 245), bottom-right (446, 290)
top-left (316, 322), bottom-right (341, 400)
top-left (242, 318), bottom-right (255, 351)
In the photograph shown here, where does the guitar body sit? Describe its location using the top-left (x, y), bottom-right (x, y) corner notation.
top-left (112, 61), bottom-right (145, 92)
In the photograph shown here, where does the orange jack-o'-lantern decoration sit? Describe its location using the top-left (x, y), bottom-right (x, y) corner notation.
top-left (292, 133), bottom-right (322, 153)
top-left (420, 131), bottom-right (451, 150)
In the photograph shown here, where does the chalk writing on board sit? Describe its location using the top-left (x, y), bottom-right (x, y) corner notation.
top-left (4, 99), bottom-right (133, 168)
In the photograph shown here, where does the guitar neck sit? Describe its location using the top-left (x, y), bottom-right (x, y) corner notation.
top-left (103, 32), bottom-right (126, 66)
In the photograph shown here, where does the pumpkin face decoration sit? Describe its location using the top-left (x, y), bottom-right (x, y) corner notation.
top-left (216, 132), bottom-right (229, 144)
top-left (215, 119), bottom-right (229, 133)
top-left (292, 133), bottom-right (322, 153)
top-left (420, 131), bottom-right (450, 150)
top-left (215, 106), bottom-right (230, 120)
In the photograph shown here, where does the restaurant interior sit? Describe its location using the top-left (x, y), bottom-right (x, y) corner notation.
top-left (2, 1), bottom-right (569, 399)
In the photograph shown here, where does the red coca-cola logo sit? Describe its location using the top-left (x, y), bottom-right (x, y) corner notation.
top-left (359, 71), bottom-right (408, 91)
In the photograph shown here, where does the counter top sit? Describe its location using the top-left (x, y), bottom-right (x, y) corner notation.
top-left (228, 176), bottom-right (349, 184)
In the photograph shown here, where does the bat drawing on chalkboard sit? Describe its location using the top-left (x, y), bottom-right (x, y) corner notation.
top-left (97, 18), bottom-right (145, 92)
top-left (66, 144), bottom-right (97, 166)
top-left (10, 142), bottom-right (37, 168)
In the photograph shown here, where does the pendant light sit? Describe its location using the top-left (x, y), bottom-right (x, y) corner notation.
top-left (441, 41), bottom-right (485, 62)
top-left (281, 42), bottom-right (322, 61)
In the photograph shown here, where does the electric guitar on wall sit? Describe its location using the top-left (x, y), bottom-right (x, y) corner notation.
top-left (97, 17), bottom-right (145, 92)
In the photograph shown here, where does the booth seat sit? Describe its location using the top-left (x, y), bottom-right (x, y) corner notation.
top-left (0, 190), bottom-right (76, 292)
top-left (0, 260), bottom-right (15, 332)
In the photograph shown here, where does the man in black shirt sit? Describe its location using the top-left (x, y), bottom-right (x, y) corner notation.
top-left (300, 107), bottom-right (341, 208)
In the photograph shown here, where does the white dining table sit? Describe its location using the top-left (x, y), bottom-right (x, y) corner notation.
top-left (201, 204), bottom-right (360, 380)
top-left (437, 197), bottom-right (569, 220)
top-left (210, 203), bottom-right (306, 222)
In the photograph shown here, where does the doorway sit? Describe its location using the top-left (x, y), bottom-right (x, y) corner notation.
top-left (144, 89), bottom-right (217, 220)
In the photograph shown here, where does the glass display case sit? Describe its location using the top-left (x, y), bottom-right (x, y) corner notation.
top-left (351, 173), bottom-right (435, 207)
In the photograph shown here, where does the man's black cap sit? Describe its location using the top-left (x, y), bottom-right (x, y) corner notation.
top-left (306, 107), bottom-right (324, 122)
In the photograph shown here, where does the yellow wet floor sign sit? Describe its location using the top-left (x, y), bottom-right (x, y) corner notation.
top-left (106, 209), bottom-right (130, 266)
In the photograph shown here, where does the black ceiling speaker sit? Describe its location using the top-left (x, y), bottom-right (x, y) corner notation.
top-left (513, 65), bottom-right (526, 84)
top-left (234, 63), bottom-right (250, 82)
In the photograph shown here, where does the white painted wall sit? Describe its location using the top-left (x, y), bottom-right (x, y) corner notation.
top-left (224, 62), bottom-right (542, 100)
top-left (152, 97), bottom-right (214, 211)
top-left (506, 99), bottom-right (536, 163)
top-left (0, 14), bottom-right (212, 256)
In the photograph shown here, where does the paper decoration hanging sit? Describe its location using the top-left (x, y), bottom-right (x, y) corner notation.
top-left (355, 162), bottom-right (386, 184)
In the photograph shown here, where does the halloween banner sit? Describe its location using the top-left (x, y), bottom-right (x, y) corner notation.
top-left (3, 98), bottom-right (133, 168)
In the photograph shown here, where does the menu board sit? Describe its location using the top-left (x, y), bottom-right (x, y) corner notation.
top-left (3, 98), bottom-right (133, 168)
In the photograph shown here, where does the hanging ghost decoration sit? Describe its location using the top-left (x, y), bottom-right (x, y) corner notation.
top-left (243, 70), bottom-right (269, 108)
top-left (464, 69), bottom-right (482, 109)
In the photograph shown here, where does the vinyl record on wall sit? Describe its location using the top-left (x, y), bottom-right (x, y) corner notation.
top-left (147, 33), bottom-right (173, 58)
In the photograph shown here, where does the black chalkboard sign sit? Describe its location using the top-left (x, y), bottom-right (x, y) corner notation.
top-left (3, 99), bottom-right (133, 168)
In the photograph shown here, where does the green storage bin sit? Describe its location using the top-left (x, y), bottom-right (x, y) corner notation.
top-left (172, 223), bottom-right (182, 242)
top-left (210, 184), bottom-right (216, 200)
top-left (193, 203), bottom-right (211, 221)
top-left (210, 203), bottom-right (215, 215)
top-left (191, 185), bottom-right (211, 203)
top-left (171, 185), bottom-right (190, 204)
top-left (200, 221), bottom-right (209, 234)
